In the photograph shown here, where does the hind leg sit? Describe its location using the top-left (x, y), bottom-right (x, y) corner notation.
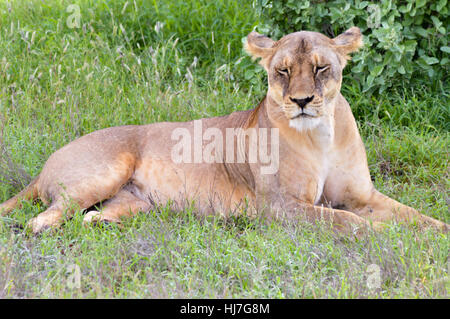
top-left (27, 174), bottom-right (135, 233)
top-left (26, 151), bottom-right (137, 233)
top-left (27, 192), bottom-right (104, 233)
top-left (83, 188), bottom-right (150, 225)
top-left (27, 205), bottom-right (64, 233)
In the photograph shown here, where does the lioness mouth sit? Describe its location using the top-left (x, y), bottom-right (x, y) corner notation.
top-left (292, 112), bottom-right (315, 119)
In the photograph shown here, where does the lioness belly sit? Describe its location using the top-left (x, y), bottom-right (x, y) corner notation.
top-left (131, 158), bottom-right (254, 216)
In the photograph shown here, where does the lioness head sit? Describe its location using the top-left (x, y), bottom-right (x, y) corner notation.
top-left (245, 27), bottom-right (362, 131)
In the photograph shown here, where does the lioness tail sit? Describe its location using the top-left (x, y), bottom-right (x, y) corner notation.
top-left (0, 176), bottom-right (39, 216)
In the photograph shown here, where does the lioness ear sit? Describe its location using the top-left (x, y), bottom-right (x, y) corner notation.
top-left (333, 27), bottom-right (363, 67)
top-left (245, 31), bottom-right (275, 70)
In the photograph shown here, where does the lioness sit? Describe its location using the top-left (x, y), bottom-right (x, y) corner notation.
top-left (1, 27), bottom-right (448, 235)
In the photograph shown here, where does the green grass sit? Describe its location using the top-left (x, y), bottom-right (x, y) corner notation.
top-left (0, 0), bottom-right (449, 298)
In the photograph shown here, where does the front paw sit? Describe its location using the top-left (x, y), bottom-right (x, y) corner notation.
top-left (421, 214), bottom-right (449, 233)
top-left (438, 221), bottom-right (449, 233)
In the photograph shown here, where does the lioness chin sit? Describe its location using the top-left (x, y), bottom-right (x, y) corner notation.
top-left (1, 27), bottom-right (448, 236)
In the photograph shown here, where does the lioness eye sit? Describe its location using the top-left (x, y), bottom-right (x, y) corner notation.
top-left (314, 65), bottom-right (329, 75)
top-left (278, 68), bottom-right (289, 76)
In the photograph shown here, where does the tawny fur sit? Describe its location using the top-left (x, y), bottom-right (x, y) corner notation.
top-left (1, 27), bottom-right (448, 235)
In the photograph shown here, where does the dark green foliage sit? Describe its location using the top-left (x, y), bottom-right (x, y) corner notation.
top-left (256, 0), bottom-right (449, 93)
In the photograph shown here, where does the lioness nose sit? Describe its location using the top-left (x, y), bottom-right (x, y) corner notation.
top-left (290, 96), bottom-right (314, 109)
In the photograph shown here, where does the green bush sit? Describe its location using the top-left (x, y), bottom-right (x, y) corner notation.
top-left (255, 0), bottom-right (449, 94)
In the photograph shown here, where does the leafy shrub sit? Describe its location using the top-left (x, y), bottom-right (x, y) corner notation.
top-left (255, 0), bottom-right (449, 94)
